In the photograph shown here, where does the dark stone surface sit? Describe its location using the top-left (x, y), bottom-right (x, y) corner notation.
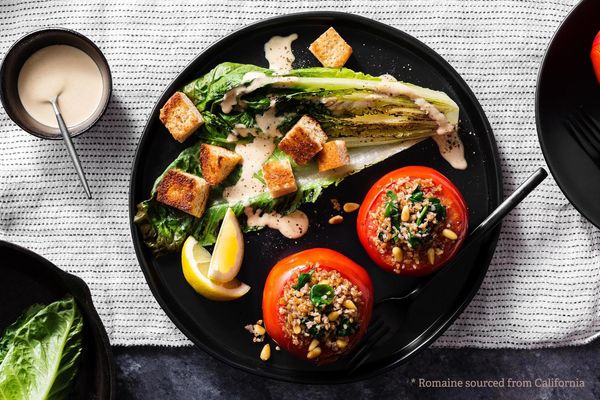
top-left (114, 340), bottom-right (599, 399)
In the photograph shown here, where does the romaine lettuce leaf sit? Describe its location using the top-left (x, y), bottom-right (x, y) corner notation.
top-left (135, 135), bottom-right (421, 254)
top-left (0, 296), bottom-right (83, 400)
top-left (135, 62), bottom-right (460, 255)
top-left (182, 62), bottom-right (459, 146)
top-left (182, 62), bottom-right (271, 112)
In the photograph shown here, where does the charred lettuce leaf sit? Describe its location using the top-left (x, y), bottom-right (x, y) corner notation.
top-left (181, 62), bottom-right (458, 144)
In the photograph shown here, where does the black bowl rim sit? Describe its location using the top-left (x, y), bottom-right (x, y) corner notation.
top-left (0, 240), bottom-right (116, 399)
top-left (535, 0), bottom-right (600, 230)
top-left (0, 27), bottom-right (113, 140)
top-left (128, 11), bottom-right (503, 383)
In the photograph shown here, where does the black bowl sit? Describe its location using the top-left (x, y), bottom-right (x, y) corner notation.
top-left (536, 0), bottom-right (600, 228)
top-left (0, 241), bottom-right (115, 399)
top-left (0, 28), bottom-right (112, 139)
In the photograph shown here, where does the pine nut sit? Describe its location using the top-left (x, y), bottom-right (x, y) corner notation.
top-left (327, 310), bottom-right (341, 321)
top-left (442, 228), bottom-right (458, 240)
top-left (343, 202), bottom-right (360, 213)
top-left (254, 324), bottom-right (265, 336)
top-left (343, 299), bottom-right (357, 310)
top-left (392, 246), bottom-right (403, 262)
top-left (309, 339), bottom-right (319, 351)
top-left (336, 338), bottom-right (348, 349)
top-left (328, 215), bottom-right (344, 224)
top-left (427, 247), bottom-right (435, 264)
top-left (260, 344), bottom-right (271, 361)
top-left (306, 347), bottom-right (322, 359)
top-left (293, 325), bottom-right (301, 334)
top-left (401, 205), bottom-right (410, 222)
top-left (319, 280), bottom-right (330, 285)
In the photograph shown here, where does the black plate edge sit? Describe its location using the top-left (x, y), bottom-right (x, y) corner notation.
top-left (128, 11), bottom-right (503, 384)
top-left (535, 0), bottom-right (600, 230)
top-left (0, 240), bottom-right (116, 399)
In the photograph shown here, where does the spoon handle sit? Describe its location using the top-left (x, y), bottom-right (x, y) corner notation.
top-left (49, 99), bottom-right (92, 199)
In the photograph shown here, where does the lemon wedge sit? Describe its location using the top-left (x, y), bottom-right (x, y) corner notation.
top-left (181, 236), bottom-right (250, 301)
top-left (207, 208), bottom-right (244, 283)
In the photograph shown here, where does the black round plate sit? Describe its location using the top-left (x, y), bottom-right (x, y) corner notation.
top-left (536, 0), bottom-right (600, 228)
top-left (0, 241), bottom-right (115, 399)
top-left (129, 12), bottom-right (502, 383)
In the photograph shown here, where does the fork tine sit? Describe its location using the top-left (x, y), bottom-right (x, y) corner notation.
top-left (360, 318), bottom-right (384, 342)
top-left (565, 118), bottom-right (591, 151)
top-left (577, 109), bottom-right (600, 149)
top-left (565, 116), bottom-right (600, 164)
top-left (344, 319), bottom-right (384, 365)
top-left (347, 324), bottom-right (391, 375)
top-left (571, 115), bottom-right (600, 159)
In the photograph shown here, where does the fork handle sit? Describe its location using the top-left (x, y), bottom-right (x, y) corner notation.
top-left (377, 167), bottom-right (548, 304)
top-left (467, 167), bottom-right (547, 240)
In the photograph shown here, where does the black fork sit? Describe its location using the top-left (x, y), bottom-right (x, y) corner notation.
top-left (344, 168), bottom-right (548, 375)
top-left (564, 107), bottom-right (600, 168)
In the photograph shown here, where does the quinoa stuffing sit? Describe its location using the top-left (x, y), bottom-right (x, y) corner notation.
top-left (370, 177), bottom-right (460, 273)
top-left (278, 265), bottom-right (363, 359)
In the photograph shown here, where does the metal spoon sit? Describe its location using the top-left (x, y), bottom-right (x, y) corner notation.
top-left (49, 96), bottom-right (92, 199)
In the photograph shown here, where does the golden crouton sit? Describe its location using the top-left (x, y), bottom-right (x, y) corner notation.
top-left (278, 115), bottom-right (328, 165)
top-left (317, 140), bottom-right (350, 172)
top-left (308, 27), bottom-right (353, 68)
top-left (159, 92), bottom-right (204, 143)
top-left (156, 169), bottom-right (209, 218)
top-left (262, 159), bottom-right (297, 198)
top-left (200, 144), bottom-right (243, 186)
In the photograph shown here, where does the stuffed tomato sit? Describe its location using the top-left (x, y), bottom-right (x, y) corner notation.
top-left (262, 248), bottom-right (373, 364)
top-left (592, 31), bottom-right (600, 84)
top-left (357, 166), bottom-right (468, 276)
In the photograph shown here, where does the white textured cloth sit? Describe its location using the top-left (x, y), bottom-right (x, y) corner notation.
top-left (0, 0), bottom-right (598, 348)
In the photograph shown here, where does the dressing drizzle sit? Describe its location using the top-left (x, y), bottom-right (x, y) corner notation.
top-left (222, 137), bottom-right (275, 203)
top-left (244, 208), bottom-right (309, 239)
top-left (264, 34), bottom-right (298, 75)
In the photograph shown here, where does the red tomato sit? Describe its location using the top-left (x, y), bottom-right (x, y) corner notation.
top-left (262, 248), bottom-right (374, 364)
top-left (356, 166), bottom-right (468, 276)
top-left (592, 31), bottom-right (600, 84)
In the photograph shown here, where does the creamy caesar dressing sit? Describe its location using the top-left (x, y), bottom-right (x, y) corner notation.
top-left (232, 124), bottom-right (258, 137)
top-left (378, 73), bottom-right (397, 82)
top-left (432, 131), bottom-right (467, 170)
top-left (413, 98), bottom-right (454, 135)
top-left (221, 71), bottom-right (268, 113)
top-left (374, 81), bottom-right (455, 135)
top-left (222, 137), bottom-right (275, 203)
top-left (264, 34), bottom-right (298, 75)
top-left (229, 102), bottom-right (284, 139)
top-left (244, 207), bottom-right (309, 239)
top-left (220, 74), bottom-right (298, 113)
top-left (17, 45), bottom-right (103, 128)
top-left (221, 86), bottom-right (246, 114)
top-left (255, 100), bottom-right (285, 138)
top-left (373, 81), bottom-right (466, 169)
